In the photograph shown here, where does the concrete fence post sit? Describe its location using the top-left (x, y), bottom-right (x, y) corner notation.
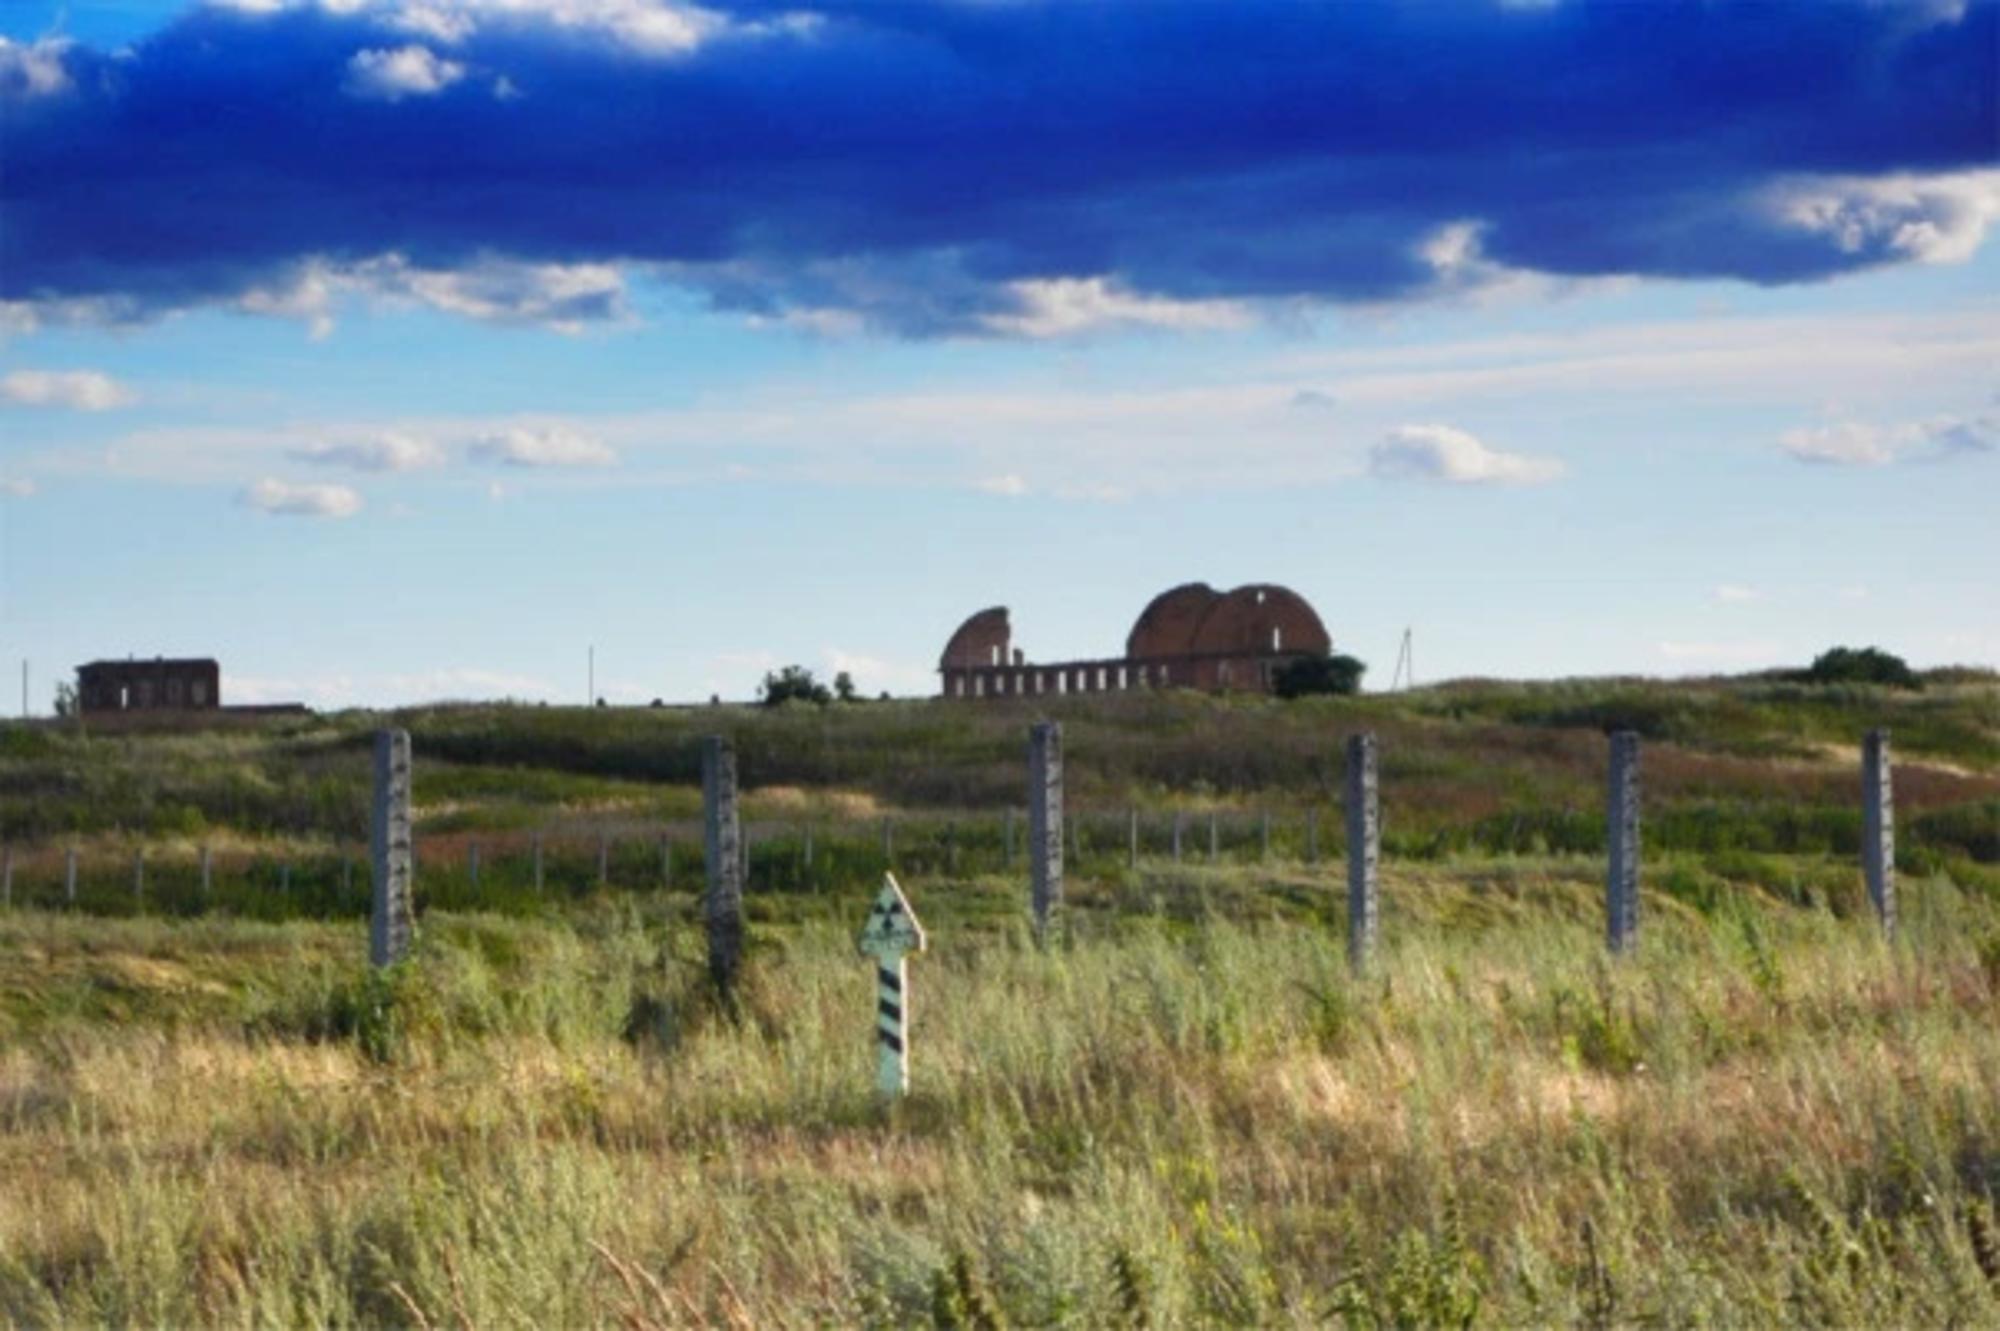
top-left (1346, 734), bottom-right (1379, 973)
top-left (1029, 721), bottom-right (1064, 939)
top-left (702, 736), bottom-right (746, 995)
top-left (597, 833), bottom-right (610, 888)
top-left (803, 824), bottom-right (814, 872)
top-left (1207, 811), bottom-right (1219, 863)
top-left (660, 834), bottom-right (673, 887)
top-left (1863, 729), bottom-right (1896, 937)
top-left (65, 846), bottom-right (77, 907)
top-left (468, 840), bottom-right (480, 887)
top-left (370, 728), bottom-right (415, 968)
top-left (280, 861), bottom-right (291, 894)
top-left (1128, 807), bottom-right (1139, 869)
top-left (1172, 811), bottom-right (1184, 862)
top-left (1606, 730), bottom-right (1641, 954)
top-left (1261, 810), bottom-right (1271, 860)
top-left (200, 845), bottom-right (213, 898)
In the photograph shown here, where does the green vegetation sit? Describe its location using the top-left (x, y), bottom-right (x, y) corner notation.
top-left (1801, 645), bottom-right (1923, 690)
top-left (1273, 653), bottom-right (1367, 699)
top-left (0, 671), bottom-right (1995, 1322)
top-left (1, 867), bottom-right (1998, 1323)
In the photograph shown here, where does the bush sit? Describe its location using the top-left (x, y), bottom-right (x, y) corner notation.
top-left (1799, 646), bottom-right (1920, 690)
top-left (1273, 654), bottom-right (1366, 698)
top-left (759, 665), bottom-right (832, 707)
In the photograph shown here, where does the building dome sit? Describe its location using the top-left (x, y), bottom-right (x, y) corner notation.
top-left (939, 606), bottom-right (1011, 670)
top-left (1188, 584), bottom-right (1331, 658)
top-left (1124, 582), bottom-right (1222, 659)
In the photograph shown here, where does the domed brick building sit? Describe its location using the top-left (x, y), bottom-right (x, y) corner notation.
top-left (938, 582), bottom-right (1331, 699)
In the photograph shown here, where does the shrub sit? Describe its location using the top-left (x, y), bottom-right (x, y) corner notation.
top-left (1799, 646), bottom-right (1921, 689)
top-left (1274, 654), bottom-right (1366, 699)
top-left (759, 665), bottom-right (832, 707)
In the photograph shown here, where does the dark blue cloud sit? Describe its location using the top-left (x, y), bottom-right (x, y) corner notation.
top-left (3, 0), bottom-right (1994, 333)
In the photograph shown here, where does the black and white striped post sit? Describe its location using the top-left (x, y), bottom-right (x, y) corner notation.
top-left (857, 873), bottom-right (927, 1098)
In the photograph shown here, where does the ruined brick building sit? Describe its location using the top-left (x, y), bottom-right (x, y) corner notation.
top-left (72, 657), bottom-right (309, 718)
top-left (75, 657), bottom-right (220, 713)
top-left (939, 582), bottom-right (1332, 699)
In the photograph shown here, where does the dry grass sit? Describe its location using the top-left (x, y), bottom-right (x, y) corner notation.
top-left (1, 859), bottom-right (1997, 1325)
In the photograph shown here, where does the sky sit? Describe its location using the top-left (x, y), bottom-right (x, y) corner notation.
top-left (1, 0), bottom-right (1996, 710)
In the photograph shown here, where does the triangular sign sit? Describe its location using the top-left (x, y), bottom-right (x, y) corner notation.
top-left (857, 872), bottom-right (927, 958)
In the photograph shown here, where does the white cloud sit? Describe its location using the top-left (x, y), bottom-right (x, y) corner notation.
top-left (1781, 410), bottom-right (1997, 466)
top-left (238, 478), bottom-right (365, 518)
top-left (1781, 421), bottom-right (1902, 466)
top-left (211, 0), bottom-right (733, 56)
top-left (1712, 584), bottom-right (1761, 604)
top-left (976, 473), bottom-right (1029, 497)
top-left (288, 432), bottom-right (445, 472)
top-left (822, 647), bottom-right (933, 696)
top-left (0, 36), bottom-right (70, 98)
top-left (231, 254), bottom-right (630, 334)
top-left (468, 425), bottom-right (617, 466)
top-left (344, 45), bottom-right (466, 101)
top-left (0, 478), bottom-right (36, 498)
top-left (1, 369), bottom-right (135, 411)
top-left (984, 277), bottom-right (1251, 339)
top-left (1771, 169), bottom-right (2000, 267)
top-left (1369, 424), bottom-right (1564, 485)
top-left (389, 3), bottom-right (477, 43)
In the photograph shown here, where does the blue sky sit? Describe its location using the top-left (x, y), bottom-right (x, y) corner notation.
top-left (1, 0), bottom-right (1995, 709)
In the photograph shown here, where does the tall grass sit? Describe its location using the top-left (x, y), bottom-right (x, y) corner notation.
top-left (2, 861), bottom-right (1997, 1325)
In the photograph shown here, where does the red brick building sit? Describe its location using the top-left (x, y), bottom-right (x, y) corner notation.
top-left (939, 582), bottom-right (1332, 699)
top-left (75, 657), bottom-right (221, 713)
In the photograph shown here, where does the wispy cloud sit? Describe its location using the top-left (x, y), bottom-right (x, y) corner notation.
top-left (1, 369), bottom-right (134, 411)
top-left (238, 477), bottom-right (364, 518)
top-left (1781, 409), bottom-right (1997, 466)
top-left (468, 425), bottom-right (618, 467)
top-left (344, 45), bottom-right (465, 101)
top-left (1713, 584), bottom-right (1761, 604)
top-left (0, 477), bottom-right (36, 498)
top-left (1370, 425), bottom-right (1563, 486)
top-left (288, 432), bottom-right (445, 472)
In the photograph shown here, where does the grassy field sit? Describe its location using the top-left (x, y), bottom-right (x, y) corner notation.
top-left (0, 673), bottom-right (1997, 1324)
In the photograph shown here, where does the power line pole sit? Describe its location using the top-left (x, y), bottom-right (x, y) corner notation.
top-left (1389, 628), bottom-right (1415, 691)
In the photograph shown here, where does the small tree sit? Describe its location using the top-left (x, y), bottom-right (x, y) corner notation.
top-left (53, 680), bottom-right (77, 719)
top-left (833, 671), bottom-right (858, 703)
top-left (759, 664), bottom-right (832, 706)
top-left (1801, 646), bottom-right (1921, 690)
top-left (1274, 653), bottom-right (1367, 699)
